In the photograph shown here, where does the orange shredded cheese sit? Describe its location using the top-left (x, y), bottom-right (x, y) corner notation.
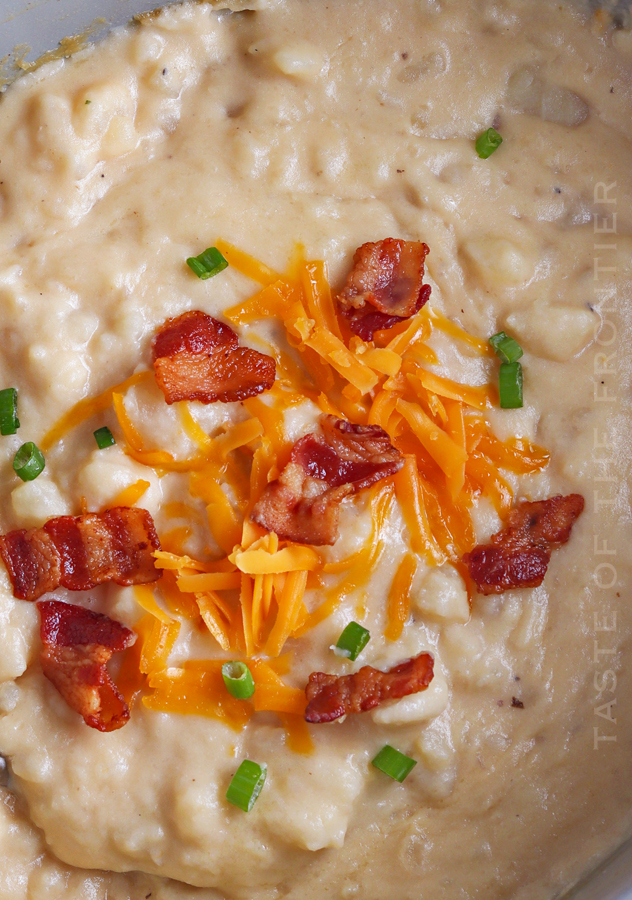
top-left (465, 452), bottom-right (513, 518)
top-left (305, 327), bottom-right (379, 395)
top-left (443, 399), bottom-right (466, 499)
top-left (41, 370), bottom-right (152, 451)
top-left (193, 478), bottom-right (242, 555)
top-left (265, 570), bottom-right (309, 657)
top-left (396, 398), bottom-right (468, 481)
top-left (428, 308), bottom-right (495, 356)
top-left (214, 417), bottom-right (264, 459)
top-left (239, 573), bottom-right (255, 658)
top-left (358, 347), bottom-right (402, 377)
top-left (66, 241), bottom-right (553, 747)
top-left (385, 553), bottom-right (417, 641)
top-left (160, 526), bottom-right (193, 557)
top-left (224, 280), bottom-right (298, 326)
top-left (279, 713), bottom-right (314, 754)
top-left (110, 479), bottom-right (150, 508)
top-left (178, 403), bottom-right (213, 451)
top-left (385, 313), bottom-right (432, 355)
top-left (177, 572), bottom-right (242, 592)
top-left (215, 238), bottom-right (282, 285)
top-left (408, 365), bottom-right (494, 411)
top-left (250, 659), bottom-right (307, 714)
top-left (112, 392), bottom-right (174, 468)
top-left (116, 616), bottom-right (149, 709)
top-left (195, 592), bottom-right (235, 652)
top-left (300, 259), bottom-right (343, 341)
top-left (297, 485), bottom-right (393, 635)
top-left (161, 569), bottom-right (200, 620)
top-left (243, 396), bottom-right (287, 460)
top-left (143, 663), bottom-right (250, 730)
top-left (232, 544), bottom-right (321, 576)
top-left (134, 585), bottom-right (172, 625)
top-left (408, 342), bottom-right (440, 366)
top-left (140, 616), bottom-right (181, 675)
top-left (393, 456), bottom-right (445, 566)
top-left (153, 550), bottom-right (219, 573)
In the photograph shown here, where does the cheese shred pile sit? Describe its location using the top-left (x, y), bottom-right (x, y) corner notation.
top-left (43, 240), bottom-right (550, 749)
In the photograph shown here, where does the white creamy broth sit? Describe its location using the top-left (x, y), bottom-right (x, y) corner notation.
top-left (0, 1), bottom-right (630, 898)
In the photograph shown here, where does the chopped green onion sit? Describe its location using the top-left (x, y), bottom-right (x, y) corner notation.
top-left (186, 247), bottom-right (229, 280)
top-left (13, 442), bottom-right (45, 482)
top-left (489, 331), bottom-right (523, 364)
top-left (334, 621), bottom-right (371, 661)
top-left (498, 361), bottom-right (523, 409)
top-left (372, 745), bottom-right (417, 783)
top-left (475, 127), bottom-right (503, 159)
top-left (226, 760), bottom-right (267, 812)
top-left (93, 426), bottom-right (116, 449)
top-left (0, 388), bottom-right (20, 436)
top-left (222, 661), bottom-right (255, 699)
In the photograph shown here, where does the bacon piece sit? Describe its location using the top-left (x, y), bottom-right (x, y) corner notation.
top-left (251, 416), bottom-right (403, 545)
top-left (464, 493), bottom-right (584, 595)
top-left (0, 507), bottom-right (160, 603)
top-left (152, 310), bottom-right (276, 404)
top-left (38, 600), bottom-right (135, 732)
top-left (336, 239), bottom-right (431, 340)
top-left (305, 651), bottom-right (434, 723)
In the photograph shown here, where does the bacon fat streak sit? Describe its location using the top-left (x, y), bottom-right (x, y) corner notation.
top-left (464, 493), bottom-right (584, 595)
top-left (0, 507), bottom-right (161, 603)
top-left (336, 239), bottom-right (431, 341)
top-left (38, 600), bottom-right (135, 732)
top-left (152, 310), bottom-right (276, 404)
top-left (251, 415), bottom-right (403, 545)
top-left (305, 651), bottom-right (435, 723)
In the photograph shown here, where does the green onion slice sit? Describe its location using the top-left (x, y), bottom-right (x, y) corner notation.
top-left (475, 127), bottom-right (503, 159)
top-left (93, 426), bottom-right (116, 449)
top-left (186, 247), bottom-right (229, 280)
top-left (489, 331), bottom-right (523, 364)
top-left (372, 745), bottom-right (417, 783)
top-left (334, 621), bottom-right (371, 661)
top-left (222, 661), bottom-right (255, 699)
top-left (0, 388), bottom-right (20, 436)
top-left (226, 760), bottom-right (267, 812)
top-left (13, 442), bottom-right (45, 482)
top-left (498, 361), bottom-right (524, 409)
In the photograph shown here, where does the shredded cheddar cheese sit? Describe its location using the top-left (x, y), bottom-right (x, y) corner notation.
top-left (41, 240), bottom-right (553, 750)
top-left (385, 553), bottom-right (417, 641)
top-left (231, 544), bottom-right (321, 575)
top-left (177, 572), bottom-right (242, 592)
top-left (306, 326), bottom-right (379, 395)
top-left (265, 570), bottom-right (309, 657)
top-left (41, 370), bottom-right (153, 451)
top-left (110, 479), bottom-right (150, 508)
top-left (300, 258), bottom-right (343, 341)
top-left (214, 238), bottom-right (282, 286)
top-left (134, 585), bottom-right (173, 626)
top-left (428, 307), bottom-right (495, 356)
top-left (396, 398), bottom-right (468, 481)
top-left (359, 347), bottom-right (402, 377)
top-left (224, 280), bottom-right (298, 326)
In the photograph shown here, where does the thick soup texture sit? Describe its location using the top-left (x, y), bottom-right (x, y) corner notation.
top-left (0, 1), bottom-right (630, 898)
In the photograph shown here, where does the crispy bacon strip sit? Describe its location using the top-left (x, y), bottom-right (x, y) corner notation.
top-left (0, 507), bottom-right (160, 603)
top-left (336, 239), bottom-right (431, 340)
top-left (38, 600), bottom-right (135, 732)
top-left (152, 310), bottom-right (276, 404)
top-left (464, 493), bottom-right (584, 595)
top-left (305, 651), bottom-right (434, 723)
top-left (251, 415), bottom-right (403, 545)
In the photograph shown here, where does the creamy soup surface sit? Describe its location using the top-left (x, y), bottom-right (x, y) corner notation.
top-left (0, 0), bottom-right (631, 898)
